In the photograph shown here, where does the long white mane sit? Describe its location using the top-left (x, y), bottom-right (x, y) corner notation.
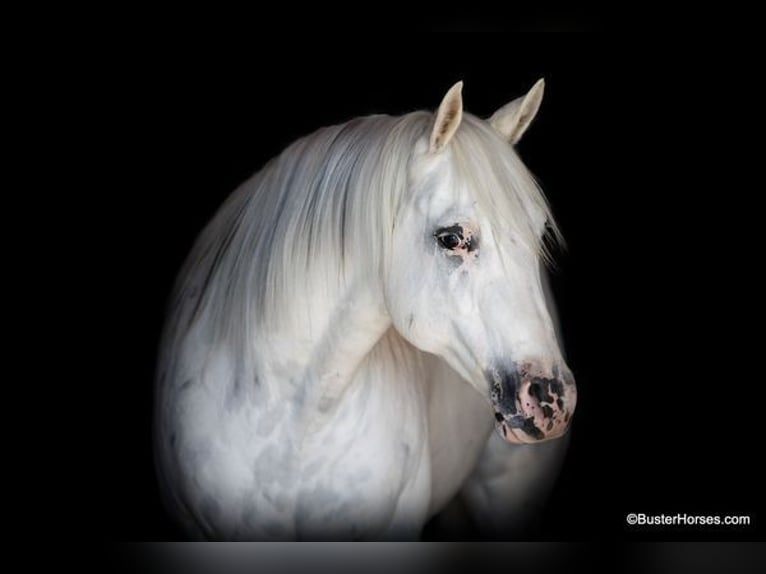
top-left (160, 110), bottom-right (560, 392)
top-left (155, 81), bottom-right (579, 541)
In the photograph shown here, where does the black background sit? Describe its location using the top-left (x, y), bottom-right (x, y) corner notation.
top-left (87, 27), bottom-right (764, 542)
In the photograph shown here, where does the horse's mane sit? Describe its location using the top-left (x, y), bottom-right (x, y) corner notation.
top-left (164, 111), bottom-right (561, 362)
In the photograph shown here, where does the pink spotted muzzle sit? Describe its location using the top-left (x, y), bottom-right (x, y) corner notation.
top-left (488, 363), bottom-right (577, 444)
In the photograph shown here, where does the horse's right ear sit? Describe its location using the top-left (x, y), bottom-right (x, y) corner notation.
top-left (430, 81), bottom-right (463, 153)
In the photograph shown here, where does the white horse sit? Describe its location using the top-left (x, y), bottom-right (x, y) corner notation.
top-left (154, 80), bottom-right (577, 540)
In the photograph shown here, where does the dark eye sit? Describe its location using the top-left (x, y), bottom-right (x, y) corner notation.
top-left (435, 230), bottom-right (462, 250)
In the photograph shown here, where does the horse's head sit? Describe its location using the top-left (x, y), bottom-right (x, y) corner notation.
top-left (386, 80), bottom-right (576, 444)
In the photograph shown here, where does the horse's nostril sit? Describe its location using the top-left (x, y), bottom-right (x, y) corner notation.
top-left (527, 379), bottom-right (551, 404)
top-left (528, 381), bottom-right (540, 402)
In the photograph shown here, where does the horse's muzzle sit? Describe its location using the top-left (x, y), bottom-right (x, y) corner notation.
top-left (488, 363), bottom-right (577, 444)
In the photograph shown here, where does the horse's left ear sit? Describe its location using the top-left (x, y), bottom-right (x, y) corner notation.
top-left (489, 78), bottom-right (545, 144)
top-left (430, 81), bottom-right (463, 153)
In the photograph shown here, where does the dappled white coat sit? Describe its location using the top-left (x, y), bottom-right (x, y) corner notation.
top-left (154, 80), bottom-right (574, 540)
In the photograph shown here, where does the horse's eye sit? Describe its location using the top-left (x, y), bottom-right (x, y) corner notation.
top-left (436, 231), bottom-right (461, 250)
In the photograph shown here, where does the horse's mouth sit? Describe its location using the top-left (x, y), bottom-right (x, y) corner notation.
top-left (487, 364), bottom-right (576, 444)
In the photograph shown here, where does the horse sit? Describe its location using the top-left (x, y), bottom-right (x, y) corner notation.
top-left (154, 79), bottom-right (577, 540)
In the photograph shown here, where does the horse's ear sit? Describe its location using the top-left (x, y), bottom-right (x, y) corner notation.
top-left (430, 81), bottom-right (463, 153)
top-left (489, 78), bottom-right (545, 144)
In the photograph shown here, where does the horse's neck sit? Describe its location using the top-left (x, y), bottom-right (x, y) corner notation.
top-left (257, 279), bottom-right (394, 425)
